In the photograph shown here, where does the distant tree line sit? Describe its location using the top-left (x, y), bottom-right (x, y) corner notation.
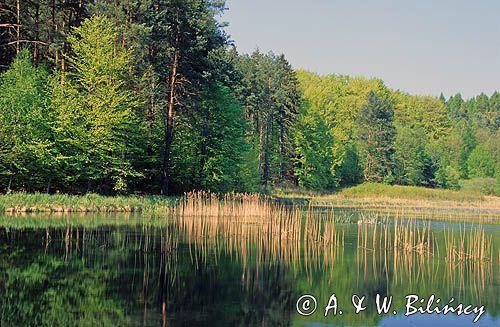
top-left (295, 71), bottom-right (500, 194)
top-left (0, 0), bottom-right (498, 195)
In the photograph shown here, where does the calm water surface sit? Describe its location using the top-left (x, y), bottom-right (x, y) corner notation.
top-left (0, 210), bottom-right (499, 326)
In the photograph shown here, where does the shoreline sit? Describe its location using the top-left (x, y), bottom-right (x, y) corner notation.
top-left (0, 193), bottom-right (176, 214)
top-left (1, 184), bottom-right (499, 219)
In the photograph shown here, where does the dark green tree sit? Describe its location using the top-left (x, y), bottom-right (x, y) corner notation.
top-left (394, 127), bottom-right (429, 185)
top-left (170, 83), bottom-right (257, 193)
top-left (147, 0), bottom-right (227, 195)
top-left (235, 51), bottom-right (300, 187)
top-left (356, 92), bottom-right (396, 183)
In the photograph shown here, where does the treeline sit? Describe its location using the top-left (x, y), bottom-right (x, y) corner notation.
top-left (295, 71), bottom-right (500, 194)
top-left (0, 0), bottom-right (300, 194)
top-left (0, 0), bottom-right (498, 195)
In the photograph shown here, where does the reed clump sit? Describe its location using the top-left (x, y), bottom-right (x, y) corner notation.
top-left (444, 224), bottom-right (493, 262)
top-left (357, 216), bottom-right (435, 257)
top-left (170, 191), bottom-right (344, 273)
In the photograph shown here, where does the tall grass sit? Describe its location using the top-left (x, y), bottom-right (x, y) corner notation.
top-left (357, 217), bottom-right (435, 256)
top-left (444, 224), bottom-right (493, 262)
top-left (0, 192), bottom-right (176, 213)
top-left (2, 190), bottom-right (497, 299)
top-left (351, 207), bottom-right (500, 223)
top-left (169, 191), bottom-right (345, 272)
top-left (3, 183), bottom-right (500, 217)
top-left (338, 183), bottom-right (485, 202)
top-left (303, 185), bottom-right (500, 219)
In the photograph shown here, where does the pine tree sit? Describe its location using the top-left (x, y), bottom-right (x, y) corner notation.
top-left (235, 51), bottom-right (300, 187)
top-left (394, 127), bottom-right (428, 185)
top-left (147, 0), bottom-right (227, 195)
top-left (356, 92), bottom-right (396, 183)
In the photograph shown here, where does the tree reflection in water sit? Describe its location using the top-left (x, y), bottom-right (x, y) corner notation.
top-left (0, 212), bottom-right (499, 326)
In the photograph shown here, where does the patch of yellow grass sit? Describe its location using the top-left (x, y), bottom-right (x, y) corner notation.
top-left (275, 183), bottom-right (500, 220)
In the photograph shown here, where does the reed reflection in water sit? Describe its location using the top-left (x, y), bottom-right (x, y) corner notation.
top-left (0, 193), bottom-right (499, 326)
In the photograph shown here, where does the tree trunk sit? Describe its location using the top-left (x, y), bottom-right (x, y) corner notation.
top-left (16, 0), bottom-right (20, 54)
top-left (51, 0), bottom-right (55, 43)
top-left (113, 0), bottom-right (118, 55)
top-left (162, 300), bottom-right (166, 327)
top-left (7, 175), bottom-right (13, 193)
top-left (262, 77), bottom-right (273, 186)
top-left (114, 0), bottom-right (119, 21)
top-left (365, 130), bottom-right (372, 181)
top-left (262, 109), bottom-right (272, 186)
top-left (279, 123), bottom-right (284, 182)
top-left (60, 17), bottom-right (65, 72)
top-left (160, 12), bottom-right (181, 196)
top-left (46, 176), bottom-right (52, 193)
top-left (34, 1), bottom-right (40, 64)
top-left (77, 0), bottom-right (84, 21)
top-left (160, 47), bottom-right (179, 195)
top-left (147, 71), bottom-right (155, 156)
top-left (258, 114), bottom-right (263, 176)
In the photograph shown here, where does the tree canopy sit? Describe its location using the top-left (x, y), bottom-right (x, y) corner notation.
top-left (0, 2), bottom-right (498, 195)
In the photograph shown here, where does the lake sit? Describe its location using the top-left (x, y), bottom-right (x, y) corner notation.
top-left (0, 206), bottom-right (499, 326)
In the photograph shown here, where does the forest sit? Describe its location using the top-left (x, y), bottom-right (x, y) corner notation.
top-left (0, 0), bottom-right (499, 196)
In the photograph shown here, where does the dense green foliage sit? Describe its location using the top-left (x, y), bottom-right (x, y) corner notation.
top-left (170, 83), bottom-right (256, 193)
top-left (294, 71), bottom-right (500, 194)
top-left (0, 1), bottom-right (498, 195)
top-left (0, 1), bottom-right (301, 194)
top-left (356, 92), bottom-right (396, 183)
top-left (53, 16), bottom-right (142, 192)
top-left (0, 49), bottom-right (52, 191)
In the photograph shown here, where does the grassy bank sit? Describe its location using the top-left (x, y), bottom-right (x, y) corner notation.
top-left (1, 183), bottom-right (499, 216)
top-left (274, 183), bottom-right (500, 212)
top-left (0, 193), bottom-right (177, 213)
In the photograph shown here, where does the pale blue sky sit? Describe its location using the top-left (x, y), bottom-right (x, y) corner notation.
top-left (222, 0), bottom-right (500, 99)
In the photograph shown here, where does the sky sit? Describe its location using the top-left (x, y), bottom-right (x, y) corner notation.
top-left (222, 0), bottom-right (500, 99)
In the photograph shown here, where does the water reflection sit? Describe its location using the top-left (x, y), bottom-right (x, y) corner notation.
top-left (0, 210), bottom-right (499, 326)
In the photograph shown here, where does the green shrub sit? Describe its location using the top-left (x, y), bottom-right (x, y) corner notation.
top-left (467, 145), bottom-right (495, 178)
top-left (460, 178), bottom-right (497, 196)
